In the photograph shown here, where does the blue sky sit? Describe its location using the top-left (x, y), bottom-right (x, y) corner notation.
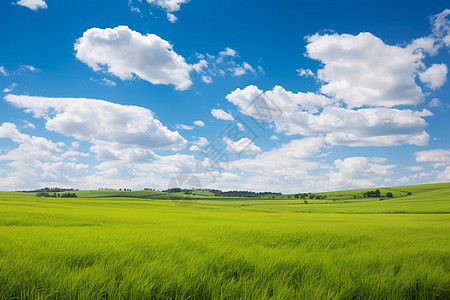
top-left (0, 0), bottom-right (449, 192)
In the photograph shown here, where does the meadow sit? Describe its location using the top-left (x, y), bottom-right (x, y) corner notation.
top-left (0, 183), bottom-right (449, 299)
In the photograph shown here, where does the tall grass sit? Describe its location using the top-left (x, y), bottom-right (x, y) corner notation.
top-left (0, 184), bottom-right (449, 299)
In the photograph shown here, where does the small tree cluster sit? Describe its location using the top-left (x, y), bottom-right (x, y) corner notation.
top-left (364, 189), bottom-right (381, 197)
top-left (60, 193), bottom-right (78, 198)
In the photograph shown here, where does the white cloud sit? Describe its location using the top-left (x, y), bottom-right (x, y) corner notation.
top-left (4, 95), bottom-right (187, 158)
top-left (101, 78), bottom-right (117, 86)
top-left (193, 120), bottom-right (205, 127)
top-left (219, 47), bottom-right (237, 57)
top-left (167, 12), bottom-right (177, 23)
top-left (189, 145), bottom-right (201, 152)
top-left (211, 108), bottom-right (234, 121)
top-left (0, 123), bottom-right (91, 190)
top-left (3, 83), bottom-right (17, 93)
top-left (193, 137), bottom-right (208, 147)
top-left (176, 124), bottom-right (194, 130)
top-left (74, 26), bottom-right (193, 91)
top-left (201, 75), bottom-right (212, 84)
top-left (222, 137), bottom-right (262, 155)
top-left (297, 68), bottom-right (315, 78)
top-left (327, 157), bottom-right (396, 189)
top-left (305, 32), bottom-right (426, 108)
top-left (429, 98), bottom-right (442, 107)
top-left (15, 0), bottom-right (47, 11)
top-left (20, 65), bottom-right (39, 72)
top-left (436, 166), bottom-right (450, 182)
top-left (419, 63), bottom-right (448, 89)
top-left (214, 137), bottom-right (325, 192)
top-left (22, 120), bottom-right (35, 129)
top-left (145, 0), bottom-right (189, 22)
top-left (0, 67), bottom-right (8, 76)
top-left (414, 148), bottom-right (450, 182)
top-left (414, 149), bottom-right (450, 165)
top-left (270, 135), bottom-right (279, 140)
top-left (232, 62), bottom-right (255, 77)
top-left (430, 9), bottom-right (450, 48)
top-left (408, 166), bottom-right (423, 172)
top-left (227, 85), bottom-right (431, 146)
top-left (146, 0), bottom-right (188, 12)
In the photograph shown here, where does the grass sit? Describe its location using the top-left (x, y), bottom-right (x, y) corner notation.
top-left (0, 183), bottom-right (449, 299)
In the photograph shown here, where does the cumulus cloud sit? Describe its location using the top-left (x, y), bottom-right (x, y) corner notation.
top-left (297, 68), bottom-right (315, 78)
top-left (193, 137), bottom-right (209, 147)
top-left (74, 26), bottom-right (193, 90)
top-left (4, 95), bottom-right (187, 158)
top-left (419, 63), bottom-right (448, 89)
top-left (414, 149), bottom-right (450, 166)
top-left (222, 137), bottom-right (262, 155)
top-left (219, 47), bottom-right (237, 57)
top-left (226, 85), bottom-right (431, 146)
top-left (193, 120), bottom-right (205, 127)
top-left (232, 62), bottom-right (256, 77)
top-left (15, 0), bottom-right (47, 11)
top-left (189, 145), bottom-right (201, 152)
top-left (305, 32), bottom-right (426, 108)
top-left (0, 123), bottom-right (89, 190)
top-left (327, 157), bottom-right (396, 188)
top-left (211, 108), bottom-right (234, 121)
top-left (414, 148), bottom-right (450, 182)
top-left (212, 137), bottom-right (325, 192)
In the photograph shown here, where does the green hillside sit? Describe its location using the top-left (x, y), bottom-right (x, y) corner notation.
top-left (0, 183), bottom-right (449, 299)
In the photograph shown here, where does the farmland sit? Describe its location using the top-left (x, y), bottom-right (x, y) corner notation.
top-left (0, 183), bottom-right (449, 299)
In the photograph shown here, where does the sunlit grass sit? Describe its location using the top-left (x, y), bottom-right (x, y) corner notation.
top-left (0, 183), bottom-right (449, 299)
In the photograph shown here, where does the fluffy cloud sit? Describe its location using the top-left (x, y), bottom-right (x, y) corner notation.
top-left (297, 68), bottom-right (315, 78)
top-left (232, 62), bottom-right (256, 77)
top-left (15, 0), bottom-right (47, 11)
top-left (419, 64), bottom-right (448, 89)
top-left (4, 95), bottom-right (187, 157)
top-left (327, 157), bottom-right (396, 188)
top-left (230, 137), bottom-right (324, 178)
top-left (414, 149), bottom-right (450, 165)
top-left (193, 137), bottom-right (208, 147)
top-left (414, 148), bottom-right (450, 182)
top-left (305, 32), bottom-right (426, 108)
top-left (222, 137), bottom-right (262, 155)
top-left (211, 108), bottom-right (234, 121)
top-left (226, 85), bottom-right (431, 146)
top-left (0, 123), bottom-right (89, 190)
top-left (194, 47), bottom-right (259, 83)
top-left (194, 120), bottom-right (205, 127)
top-left (74, 26), bottom-right (193, 90)
top-left (219, 47), bottom-right (237, 57)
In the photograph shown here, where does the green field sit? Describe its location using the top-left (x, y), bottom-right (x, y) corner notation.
top-left (0, 183), bottom-right (449, 299)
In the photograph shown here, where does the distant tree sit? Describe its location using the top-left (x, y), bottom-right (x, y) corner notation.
top-left (386, 192), bottom-right (393, 198)
top-left (304, 200), bottom-right (308, 204)
top-left (309, 194), bottom-right (315, 199)
top-left (294, 194), bottom-right (299, 199)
